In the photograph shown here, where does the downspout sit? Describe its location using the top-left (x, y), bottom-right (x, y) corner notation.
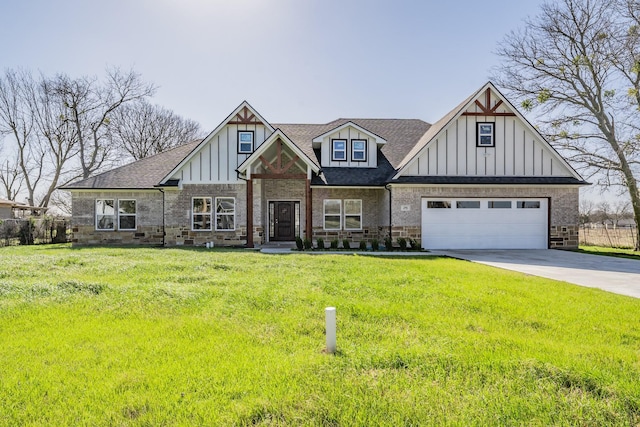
top-left (385, 184), bottom-right (392, 240)
top-left (158, 188), bottom-right (166, 247)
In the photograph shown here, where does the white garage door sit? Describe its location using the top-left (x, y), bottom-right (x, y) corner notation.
top-left (421, 198), bottom-right (548, 249)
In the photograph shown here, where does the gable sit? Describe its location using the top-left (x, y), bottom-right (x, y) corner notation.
top-left (237, 129), bottom-right (319, 178)
top-left (395, 83), bottom-right (583, 181)
top-left (161, 102), bottom-right (275, 184)
top-left (312, 121), bottom-right (386, 168)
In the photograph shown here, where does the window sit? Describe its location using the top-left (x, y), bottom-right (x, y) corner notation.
top-left (488, 201), bottom-right (512, 209)
top-left (96, 199), bottom-right (115, 230)
top-left (238, 131), bottom-right (254, 154)
top-left (427, 201), bottom-right (451, 209)
top-left (457, 201), bottom-right (480, 209)
top-left (332, 139), bottom-right (347, 161)
top-left (477, 122), bottom-right (495, 147)
top-left (344, 199), bottom-right (362, 230)
top-left (517, 201), bottom-right (541, 209)
top-left (118, 200), bottom-right (137, 230)
top-left (192, 197), bottom-right (212, 230)
top-left (351, 139), bottom-right (367, 162)
top-left (323, 199), bottom-right (341, 230)
top-left (215, 197), bottom-right (235, 230)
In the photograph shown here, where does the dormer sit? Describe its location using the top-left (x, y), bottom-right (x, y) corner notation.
top-left (312, 121), bottom-right (386, 168)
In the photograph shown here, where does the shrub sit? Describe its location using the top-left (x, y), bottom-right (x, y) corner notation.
top-left (409, 238), bottom-right (419, 250)
top-left (316, 237), bottom-right (325, 250)
top-left (303, 238), bottom-right (312, 250)
top-left (52, 222), bottom-right (68, 244)
top-left (0, 220), bottom-right (18, 246)
top-left (371, 238), bottom-right (379, 251)
top-left (342, 239), bottom-right (351, 250)
top-left (397, 237), bottom-right (407, 251)
top-left (330, 239), bottom-right (339, 249)
top-left (295, 236), bottom-right (304, 251)
top-left (359, 240), bottom-right (367, 250)
top-left (18, 219), bottom-right (35, 245)
top-left (384, 237), bottom-right (393, 251)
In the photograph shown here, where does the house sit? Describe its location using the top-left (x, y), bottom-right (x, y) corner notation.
top-left (61, 82), bottom-right (587, 249)
top-left (0, 199), bottom-right (12, 219)
top-left (0, 198), bottom-right (47, 219)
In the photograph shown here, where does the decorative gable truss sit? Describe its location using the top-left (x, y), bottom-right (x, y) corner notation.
top-left (461, 87), bottom-right (516, 117)
top-left (312, 121), bottom-right (387, 168)
top-left (237, 129), bottom-right (320, 179)
top-left (394, 82), bottom-right (583, 180)
top-left (160, 101), bottom-right (275, 185)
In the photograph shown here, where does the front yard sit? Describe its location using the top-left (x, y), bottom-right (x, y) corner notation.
top-left (1, 245), bottom-right (639, 426)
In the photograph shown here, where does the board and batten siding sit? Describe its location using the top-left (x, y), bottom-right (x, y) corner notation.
top-left (404, 98), bottom-right (571, 177)
top-left (319, 126), bottom-right (378, 168)
top-left (171, 124), bottom-right (272, 183)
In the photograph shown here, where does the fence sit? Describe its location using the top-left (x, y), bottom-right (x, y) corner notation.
top-left (579, 225), bottom-right (638, 249)
top-left (0, 218), bottom-right (70, 247)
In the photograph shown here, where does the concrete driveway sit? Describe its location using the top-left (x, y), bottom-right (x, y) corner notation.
top-left (436, 249), bottom-right (640, 298)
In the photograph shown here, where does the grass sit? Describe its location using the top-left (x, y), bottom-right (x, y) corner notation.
top-left (1, 244), bottom-right (640, 426)
top-left (577, 245), bottom-right (640, 260)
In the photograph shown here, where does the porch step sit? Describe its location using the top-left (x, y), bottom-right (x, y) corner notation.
top-left (259, 241), bottom-right (297, 253)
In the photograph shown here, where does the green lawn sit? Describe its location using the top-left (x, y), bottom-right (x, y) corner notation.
top-left (577, 245), bottom-right (640, 260)
top-left (1, 245), bottom-right (640, 426)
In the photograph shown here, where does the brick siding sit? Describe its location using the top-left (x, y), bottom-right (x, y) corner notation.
top-left (70, 184), bottom-right (580, 249)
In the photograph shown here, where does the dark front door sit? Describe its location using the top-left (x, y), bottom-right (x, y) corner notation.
top-left (271, 201), bottom-right (296, 241)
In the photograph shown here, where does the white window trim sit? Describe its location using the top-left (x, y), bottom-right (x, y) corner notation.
top-left (192, 196), bottom-right (213, 231)
top-left (238, 131), bottom-right (254, 154)
top-left (95, 199), bottom-right (116, 231)
top-left (323, 199), bottom-right (342, 230)
top-left (477, 122), bottom-right (495, 147)
top-left (215, 197), bottom-right (236, 231)
top-left (331, 139), bottom-right (347, 162)
top-left (343, 199), bottom-right (363, 230)
top-left (118, 199), bottom-right (137, 231)
top-left (351, 139), bottom-right (367, 162)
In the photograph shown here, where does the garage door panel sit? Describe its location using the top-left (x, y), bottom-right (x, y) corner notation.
top-left (421, 198), bottom-right (547, 249)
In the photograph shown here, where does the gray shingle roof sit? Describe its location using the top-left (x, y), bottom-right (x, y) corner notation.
top-left (275, 119), bottom-right (431, 171)
top-left (274, 119), bottom-right (431, 186)
top-left (311, 149), bottom-right (396, 186)
top-left (59, 101), bottom-right (586, 189)
top-left (60, 140), bottom-right (201, 189)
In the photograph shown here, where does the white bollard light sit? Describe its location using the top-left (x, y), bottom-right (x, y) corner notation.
top-left (325, 307), bottom-right (336, 354)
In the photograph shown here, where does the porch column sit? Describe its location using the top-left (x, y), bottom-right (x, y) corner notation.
top-left (305, 178), bottom-right (312, 241)
top-left (247, 178), bottom-right (254, 248)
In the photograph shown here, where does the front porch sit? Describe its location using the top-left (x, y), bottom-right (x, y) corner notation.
top-left (238, 129), bottom-right (319, 247)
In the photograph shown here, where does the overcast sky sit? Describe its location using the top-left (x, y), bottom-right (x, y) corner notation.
top-left (0, 0), bottom-right (621, 203)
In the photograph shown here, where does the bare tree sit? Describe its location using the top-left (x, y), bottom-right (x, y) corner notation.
top-left (0, 67), bottom-right (155, 208)
top-left (493, 0), bottom-right (640, 250)
top-left (611, 200), bottom-right (633, 226)
top-left (0, 69), bottom-right (44, 207)
top-left (52, 68), bottom-right (156, 178)
top-left (49, 190), bottom-right (72, 216)
top-left (28, 75), bottom-right (82, 207)
top-left (0, 156), bottom-right (23, 201)
top-left (579, 198), bottom-right (595, 226)
top-left (110, 100), bottom-right (202, 161)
